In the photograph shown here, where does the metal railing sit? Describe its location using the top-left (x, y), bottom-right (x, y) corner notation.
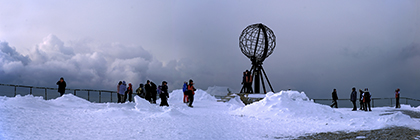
top-left (312, 97), bottom-right (420, 108)
top-left (0, 83), bottom-right (117, 103)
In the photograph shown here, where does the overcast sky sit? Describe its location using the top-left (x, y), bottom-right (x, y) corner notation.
top-left (1, 0), bottom-right (419, 99)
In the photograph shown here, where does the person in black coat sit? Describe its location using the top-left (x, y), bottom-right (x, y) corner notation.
top-left (363, 88), bottom-right (372, 111)
top-left (330, 89), bottom-right (338, 108)
top-left (144, 80), bottom-right (152, 103)
top-left (350, 87), bottom-right (357, 111)
top-left (150, 82), bottom-right (157, 104)
top-left (56, 77), bottom-right (66, 96)
top-left (159, 81), bottom-right (169, 106)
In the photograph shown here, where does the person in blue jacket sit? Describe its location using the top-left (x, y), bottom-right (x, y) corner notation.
top-left (118, 81), bottom-right (127, 103)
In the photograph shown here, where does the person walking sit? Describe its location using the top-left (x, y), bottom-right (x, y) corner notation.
top-left (187, 79), bottom-right (196, 108)
top-left (395, 88), bottom-right (401, 108)
top-left (330, 89), bottom-right (338, 108)
top-left (56, 77), bottom-right (67, 96)
top-left (127, 83), bottom-right (134, 102)
top-left (159, 81), bottom-right (169, 106)
top-left (183, 82), bottom-right (188, 103)
top-left (136, 84), bottom-right (145, 98)
top-left (350, 87), bottom-right (357, 111)
top-left (359, 89), bottom-right (364, 110)
top-left (363, 88), bottom-right (372, 111)
top-left (119, 81), bottom-right (127, 103)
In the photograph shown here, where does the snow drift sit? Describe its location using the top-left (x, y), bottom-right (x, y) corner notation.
top-left (0, 89), bottom-right (419, 140)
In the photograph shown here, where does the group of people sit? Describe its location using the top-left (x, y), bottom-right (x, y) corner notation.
top-left (117, 79), bottom-right (196, 107)
top-left (332, 88), bottom-right (372, 111)
top-left (332, 87), bottom-right (402, 111)
top-left (182, 79), bottom-right (197, 108)
top-left (241, 70), bottom-right (253, 93)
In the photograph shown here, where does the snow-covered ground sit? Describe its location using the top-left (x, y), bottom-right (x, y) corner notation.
top-left (1, 89), bottom-right (419, 140)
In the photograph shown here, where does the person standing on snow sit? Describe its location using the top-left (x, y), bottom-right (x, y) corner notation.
top-left (330, 89), bottom-right (338, 108)
top-left (350, 87), bottom-right (357, 111)
top-left (159, 81), bottom-right (169, 106)
top-left (183, 82), bottom-right (188, 103)
top-left (127, 83), bottom-right (134, 102)
top-left (119, 81), bottom-right (127, 103)
top-left (136, 84), bottom-right (145, 98)
top-left (117, 81), bottom-right (122, 103)
top-left (245, 70), bottom-right (253, 93)
top-left (145, 80), bottom-right (152, 103)
top-left (363, 88), bottom-right (372, 111)
top-left (359, 89), bottom-right (364, 110)
top-left (150, 82), bottom-right (157, 104)
top-left (395, 88), bottom-right (401, 108)
top-left (56, 77), bottom-right (67, 96)
top-left (187, 79), bottom-right (196, 108)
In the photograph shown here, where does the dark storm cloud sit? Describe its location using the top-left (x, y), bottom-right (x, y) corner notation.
top-left (0, 0), bottom-right (419, 99)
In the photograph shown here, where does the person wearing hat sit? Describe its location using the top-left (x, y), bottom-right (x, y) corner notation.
top-left (187, 79), bottom-right (197, 108)
top-left (395, 88), bottom-right (401, 108)
top-left (159, 81), bottom-right (169, 106)
top-left (56, 77), bottom-right (67, 96)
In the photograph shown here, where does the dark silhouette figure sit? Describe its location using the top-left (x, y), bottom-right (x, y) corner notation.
top-left (363, 88), bottom-right (372, 111)
top-left (56, 77), bottom-right (66, 96)
top-left (145, 80), bottom-right (152, 103)
top-left (330, 89), bottom-right (338, 108)
top-left (350, 87), bottom-right (357, 111)
top-left (159, 81), bottom-right (169, 106)
top-left (395, 88), bottom-right (401, 108)
top-left (245, 70), bottom-right (253, 93)
top-left (150, 82), bottom-right (157, 104)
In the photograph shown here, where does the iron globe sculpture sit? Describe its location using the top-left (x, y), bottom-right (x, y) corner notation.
top-left (239, 23), bottom-right (276, 64)
top-left (239, 23), bottom-right (276, 94)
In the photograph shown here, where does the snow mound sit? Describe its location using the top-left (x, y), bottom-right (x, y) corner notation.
top-left (205, 86), bottom-right (230, 96)
top-left (231, 90), bottom-right (341, 119)
top-left (168, 89), bottom-right (217, 102)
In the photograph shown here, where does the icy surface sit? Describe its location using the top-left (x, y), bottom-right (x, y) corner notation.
top-left (0, 90), bottom-right (419, 140)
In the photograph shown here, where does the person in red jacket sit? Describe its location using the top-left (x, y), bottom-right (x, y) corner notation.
top-left (395, 88), bottom-right (401, 108)
top-left (127, 83), bottom-right (134, 102)
top-left (187, 79), bottom-right (196, 108)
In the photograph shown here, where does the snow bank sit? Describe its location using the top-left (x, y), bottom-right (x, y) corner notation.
top-left (168, 89), bottom-right (217, 103)
top-left (205, 86), bottom-right (230, 96)
top-left (231, 90), bottom-right (340, 120)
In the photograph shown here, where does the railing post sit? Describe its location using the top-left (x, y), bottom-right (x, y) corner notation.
top-left (74, 90), bottom-right (76, 96)
top-left (14, 86), bottom-right (17, 97)
top-left (372, 99), bottom-right (374, 108)
top-left (30, 87), bottom-right (32, 95)
top-left (99, 91), bottom-right (102, 103)
top-left (390, 98), bottom-right (392, 107)
top-left (45, 89), bottom-right (47, 100)
top-left (88, 91), bottom-right (90, 101)
top-left (110, 92), bottom-right (113, 102)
